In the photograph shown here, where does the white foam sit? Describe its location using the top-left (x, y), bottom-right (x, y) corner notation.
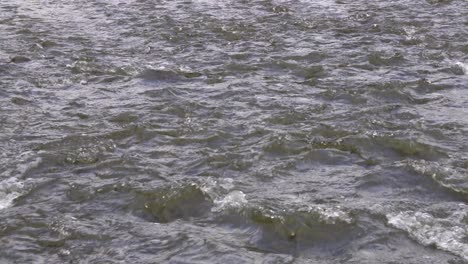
top-left (387, 205), bottom-right (468, 260)
top-left (308, 205), bottom-right (353, 224)
top-left (0, 178), bottom-right (24, 210)
top-left (212, 190), bottom-right (248, 212)
top-left (195, 177), bottom-right (248, 213)
top-left (199, 177), bottom-right (236, 199)
top-left (281, 194), bottom-right (353, 224)
top-left (454, 62), bottom-right (467, 75)
top-left (0, 154), bottom-right (42, 211)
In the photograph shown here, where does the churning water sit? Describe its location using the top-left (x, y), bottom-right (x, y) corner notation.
top-left (0, 0), bottom-right (467, 263)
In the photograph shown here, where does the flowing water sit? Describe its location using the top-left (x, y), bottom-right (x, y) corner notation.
top-left (0, 0), bottom-right (467, 263)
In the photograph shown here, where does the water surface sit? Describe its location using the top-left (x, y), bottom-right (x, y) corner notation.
top-left (0, 0), bottom-right (467, 263)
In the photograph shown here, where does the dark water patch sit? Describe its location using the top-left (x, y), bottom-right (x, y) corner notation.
top-left (261, 134), bottom-right (309, 157)
top-left (171, 132), bottom-right (234, 148)
top-left (317, 89), bottom-right (368, 105)
top-left (206, 153), bottom-right (253, 172)
top-left (278, 51), bottom-right (328, 64)
top-left (11, 97), bottom-right (32, 106)
top-left (344, 136), bottom-right (448, 162)
top-left (33, 135), bottom-right (116, 166)
top-left (133, 183), bottom-right (213, 223)
top-left (355, 164), bottom-right (464, 203)
top-left (365, 80), bottom-right (448, 105)
top-left (376, 137), bottom-right (446, 160)
top-left (309, 138), bottom-right (363, 159)
top-left (108, 112), bottom-right (139, 124)
top-left (136, 68), bottom-right (184, 82)
top-left (299, 149), bottom-right (360, 166)
top-left (9, 55), bottom-right (31, 63)
top-left (101, 125), bottom-right (149, 143)
top-left (368, 52), bottom-right (405, 67)
top-left (266, 109), bottom-right (309, 125)
top-left (87, 75), bottom-right (130, 84)
top-left (426, 0), bottom-right (455, 5)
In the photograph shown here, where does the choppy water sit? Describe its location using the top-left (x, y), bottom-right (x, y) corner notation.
top-left (0, 0), bottom-right (467, 263)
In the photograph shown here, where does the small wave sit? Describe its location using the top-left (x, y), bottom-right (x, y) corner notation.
top-left (9, 55), bottom-right (31, 63)
top-left (135, 183), bottom-right (213, 223)
top-left (0, 177), bottom-right (24, 210)
top-left (34, 136), bottom-right (116, 165)
top-left (0, 154), bottom-right (42, 210)
top-left (426, 0), bottom-right (455, 5)
top-left (135, 178), bottom-right (241, 223)
top-left (133, 178), bottom-right (354, 229)
top-left (262, 134), bottom-right (309, 156)
top-left (452, 62), bottom-right (467, 75)
top-left (387, 203), bottom-right (468, 260)
top-left (368, 52), bottom-right (405, 66)
top-left (404, 160), bottom-right (468, 194)
top-left (212, 190), bottom-right (248, 212)
top-left (66, 59), bottom-right (129, 79)
top-left (243, 203), bottom-right (355, 254)
top-left (202, 179), bottom-right (355, 245)
top-left (136, 68), bottom-right (181, 82)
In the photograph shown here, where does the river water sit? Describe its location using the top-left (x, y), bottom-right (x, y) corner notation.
top-left (0, 0), bottom-right (467, 263)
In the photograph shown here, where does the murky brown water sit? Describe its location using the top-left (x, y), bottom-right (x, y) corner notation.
top-left (0, 0), bottom-right (467, 263)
